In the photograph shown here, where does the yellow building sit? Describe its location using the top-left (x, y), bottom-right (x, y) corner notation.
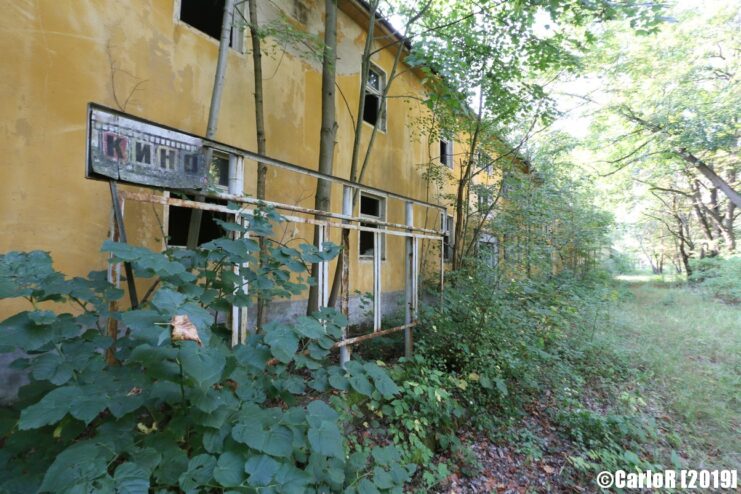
top-left (1, 0), bottom-right (528, 335)
top-left (0, 0), bottom-right (464, 320)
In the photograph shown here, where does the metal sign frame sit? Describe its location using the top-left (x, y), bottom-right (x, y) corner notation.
top-left (91, 104), bottom-right (447, 363)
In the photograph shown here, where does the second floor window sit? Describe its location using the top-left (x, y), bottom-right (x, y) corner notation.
top-left (179, 0), bottom-right (244, 52)
top-left (440, 139), bottom-right (453, 168)
top-left (363, 66), bottom-right (386, 131)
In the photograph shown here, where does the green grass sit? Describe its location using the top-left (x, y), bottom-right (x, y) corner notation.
top-left (597, 279), bottom-right (740, 469)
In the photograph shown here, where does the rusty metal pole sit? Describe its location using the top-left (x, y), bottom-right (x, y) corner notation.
top-left (109, 180), bottom-right (139, 308)
top-left (339, 185), bottom-right (352, 367)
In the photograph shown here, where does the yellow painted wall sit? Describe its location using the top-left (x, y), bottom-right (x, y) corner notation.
top-left (0, 0), bottom-right (464, 316)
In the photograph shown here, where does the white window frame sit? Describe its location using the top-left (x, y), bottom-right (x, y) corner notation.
top-left (442, 213), bottom-right (454, 262)
top-left (174, 0), bottom-right (246, 54)
top-left (479, 234), bottom-right (499, 268)
top-left (362, 64), bottom-right (387, 132)
top-left (208, 150), bottom-right (232, 191)
top-left (358, 192), bottom-right (387, 260)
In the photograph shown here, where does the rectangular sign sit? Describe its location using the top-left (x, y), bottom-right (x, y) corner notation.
top-left (87, 104), bottom-right (209, 189)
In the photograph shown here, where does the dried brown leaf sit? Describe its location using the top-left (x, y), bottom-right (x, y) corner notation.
top-left (170, 314), bottom-right (202, 346)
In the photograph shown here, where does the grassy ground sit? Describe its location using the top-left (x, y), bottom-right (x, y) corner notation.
top-left (598, 276), bottom-right (740, 469)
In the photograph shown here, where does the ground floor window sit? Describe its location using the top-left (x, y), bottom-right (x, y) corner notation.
top-left (359, 193), bottom-right (386, 259)
top-left (443, 214), bottom-right (454, 262)
top-left (478, 234), bottom-right (499, 268)
top-left (167, 196), bottom-right (229, 247)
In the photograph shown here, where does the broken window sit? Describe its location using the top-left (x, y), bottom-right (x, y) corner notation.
top-left (443, 214), bottom-right (454, 262)
top-left (362, 65), bottom-right (386, 130)
top-left (359, 193), bottom-right (386, 259)
top-left (440, 215), bottom-right (455, 262)
top-left (167, 196), bottom-right (230, 247)
top-left (167, 152), bottom-right (231, 246)
top-left (440, 139), bottom-right (453, 168)
top-left (479, 235), bottom-right (498, 268)
top-left (179, 0), bottom-right (244, 52)
top-left (208, 152), bottom-right (230, 188)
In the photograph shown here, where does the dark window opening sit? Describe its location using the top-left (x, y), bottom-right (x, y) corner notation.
top-left (359, 194), bottom-right (385, 259)
top-left (362, 66), bottom-right (385, 130)
top-left (443, 214), bottom-right (454, 262)
top-left (360, 195), bottom-right (380, 217)
top-left (359, 225), bottom-right (375, 257)
top-left (168, 196), bottom-right (229, 247)
top-left (179, 0), bottom-right (241, 49)
top-left (440, 139), bottom-right (452, 168)
top-left (363, 94), bottom-right (380, 126)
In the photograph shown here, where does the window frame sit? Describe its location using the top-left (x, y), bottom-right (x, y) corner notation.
top-left (362, 64), bottom-right (387, 132)
top-left (478, 234), bottom-right (499, 269)
top-left (442, 213), bottom-right (454, 263)
top-left (440, 138), bottom-right (453, 169)
top-left (358, 192), bottom-right (387, 260)
top-left (175, 0), bottom-right (246, 54)
top-left (478, 150), bottom-right (493, 176)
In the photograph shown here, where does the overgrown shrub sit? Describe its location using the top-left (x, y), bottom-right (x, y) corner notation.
top-left (353, 355), bottom-right (466, 488)
top-left (0, 208), bottom-right (414, 493)
top-left (417, 262), bottom-right (599, 422)
top-left (689, 256), bottom-right (741, 303)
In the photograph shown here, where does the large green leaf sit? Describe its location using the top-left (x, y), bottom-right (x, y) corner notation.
top-left (152, 288), bottom-right (186, 313)
top-left (306, 400), bottom-right (338, 425)
top-left (38, 442), bottom-right (111, 493)
top-left (363, 363), bottom-right (399, 399)
top-left (120, 310), bottom-right (167, 345)
top-left (293, 316), bottom-right (326, 339)
top-left (68, 387), bottom-right (110, 425)
top-left (31, 352), bottom-right (73, 385)
top-left (1, 312), bottom-right (56, 352)
top-left (213, 452), bottom-right (246, 487)
top-left (232, 413), bottom-right (293, 458)
top-left (178, 454), bottom-right (216, 493)
top-left (178, 342), bottom-right (226, 389)
top-left (18, 386), bottom-right (77, 429)
top-left (114, 462), bottom-right (149, 494)
top-left (307, 420), bottom-right (344, 459)
top-left (244, 454), bottom-right (280, 486)
top-left (264, 326), bottom-right (298, 364)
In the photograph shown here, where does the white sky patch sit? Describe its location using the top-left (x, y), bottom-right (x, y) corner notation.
top-left (533, 9), bottom-right (556, 39)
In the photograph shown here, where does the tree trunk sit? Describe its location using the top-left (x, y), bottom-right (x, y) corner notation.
top-left (307, 0), bottom-right (338, 315)
top-left (723, 168), bottom-right (737, 252)
top-left (690, 179), bottom-right (716, 255)
top-left (247, 0), bottom-right (269, 329)
top-left (676, 148), bottom-right (741, 208)
top-left (187, 0), bottom-right (235, 249)
top-left (453, 85), bottom-right (485, 269)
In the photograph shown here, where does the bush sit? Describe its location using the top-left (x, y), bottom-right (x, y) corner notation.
top-left (0, 209), bottom-right (414, 493)
top-left (689, 256), bottom-right (741, 303)
top-left (417, 262), bottom-right (596, 422)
